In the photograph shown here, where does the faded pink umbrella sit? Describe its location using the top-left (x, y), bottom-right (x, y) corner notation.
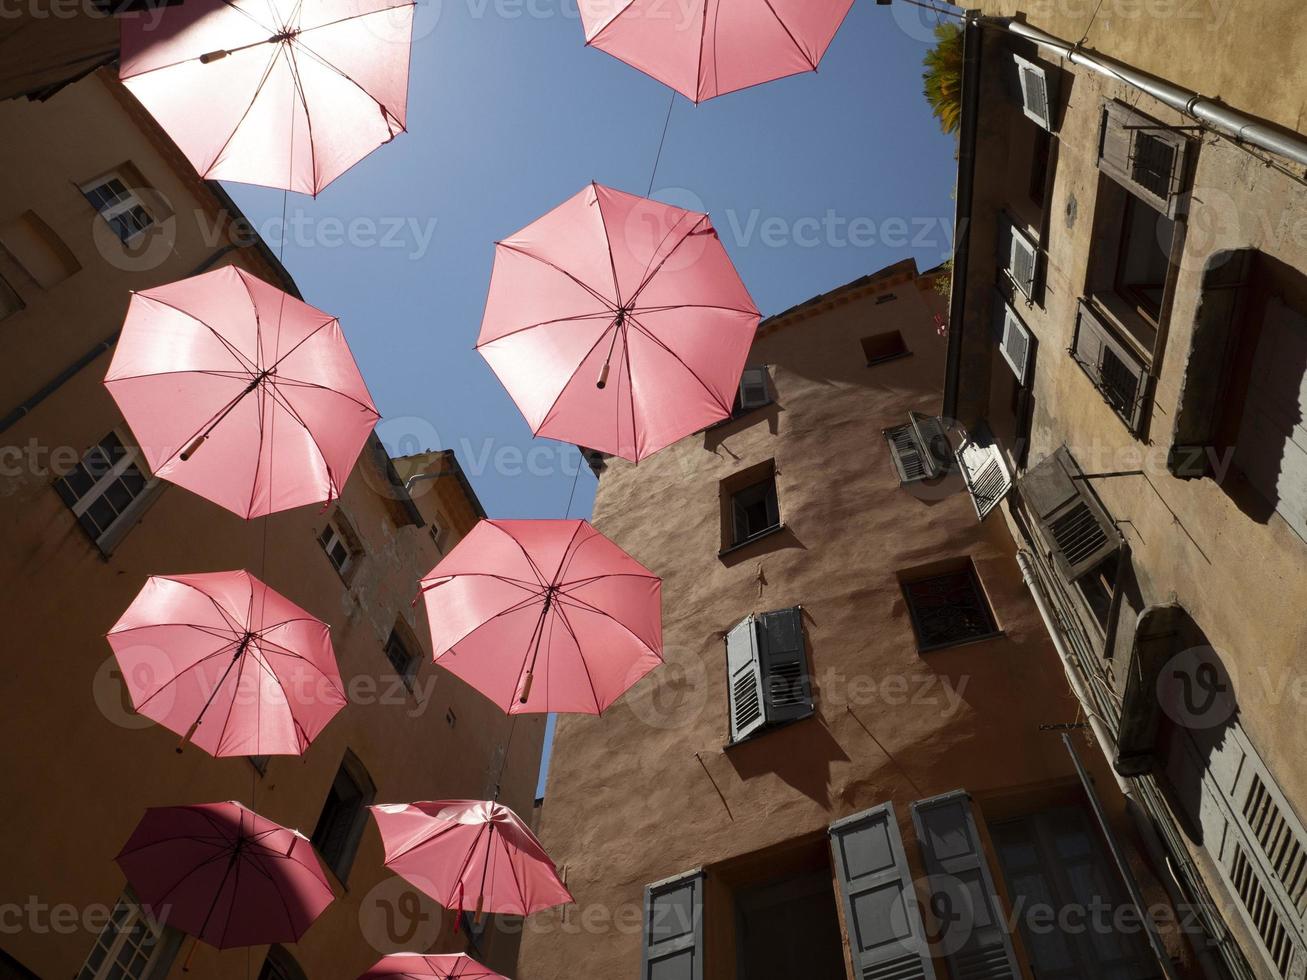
top-left (116, 801), bottom-right (334, 963)
top-left (119, 0), bottom-right (414, 195)
top-left (359, 953), bottom-right (508, 979)
top-left (578, 0), bottom-right (856, 103)
top-left (371, 801), bottom-right (573, 921)
top-left (476, 182), bottom-right (760, 462)
top-left (107, 570), bottom-right (347, 757)
top-left (417, 519), bottom-right (662, 715)
top-left (105, 265), bottom-right (380, 519)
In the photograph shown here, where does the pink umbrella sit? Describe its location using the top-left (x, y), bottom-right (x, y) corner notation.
top-left (107, 570), bottom-right (347, 757)
top-left (360, 953), bottom-right (508, 979)
top-left (105, 265), bottom-right (380, 519)
top-left (371, 801), bottom-right (573, 919)
top-left (578, 0), bottom-right (856, 102)
top-left (120, 0), bottom-right (414, 195)
top-left (476, 182), bottom-right (760, 462)
top-left (418, 519), bottom-right (662, 715)
top-left (116, 801), bottom-right (334, 953)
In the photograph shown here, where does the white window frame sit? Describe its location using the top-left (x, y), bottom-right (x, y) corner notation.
top-left (429, 515), bottom-right (446, 554)
top-left (54, 430), bottom-right (158, 555)
top-left (79, 171), bottom-right (154, 244)
top-left (318, 513), bottom-right (361, 580)
top-left (77, 892), bottom-right (181, 980)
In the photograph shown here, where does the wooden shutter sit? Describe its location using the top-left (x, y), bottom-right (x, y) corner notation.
top-left (955, 428), bottom-right (1011, 521)
top-left (910, 413), bottom-right (953, 476)
top-left (1018, 446), bottom-right (1121, 582)
top-left (739, 366), bottom-right (770, 410)
top-left (998, 215), bottom-right (1038, 300)
top-left (912, 792), bottom-right (1020, 980)
top-left (725, 616), bottom-right (765, 742)
top-left (1012, 53), bottom-right (1057, 131)
top-left (1098, 100), bottom-right (1192, 218)
top-left (886, 425), bottom-right (930, 483)
top-left (829, 803), bottom-right (938, 980)
top-left (757, 607), bottom-right (813, 725)
top-left (992, 297), bottom-right (1032, 385)
top-left (640, 870), bottom-right (705, 980)
top-left (1072, 300), bottom-right (1148, 432)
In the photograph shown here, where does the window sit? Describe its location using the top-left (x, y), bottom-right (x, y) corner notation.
top-left (445, 707), bottom-right (457, 728)
top-left (383, 626), bottom-right (419, 687)
top-left (77, 893), bottom-right (181, 980)
top-left (1029, 128), bottom-right (1053, 209)
top-left (956, 425), bottom-right (1012, 521)
top-left (874, 292), bottom-right (898, 305)
top-left (1076, 550), bottom-right (1120, 633)
top-left (1013, 52), bottom-right (1058, 131)
top-left (311, 751), bottom-right (375, 881)
top-left (725, 606), bottom-right (813, 743)
top-left (729, 474), bottom-right (779, 547)
top-left (0, 269), bottom-right (22, 319)
top-left (901, 563), bottom-right (999, 652)
top-left (318, 511), bottom-right (362, 580)
top-left (999, 213), bottom-right (1039, 300)
top-left (429, 516), bottom-right (445, 553)
top-left (1115, 194), bottom-right (1175, 326)
top-left (861, 330), bottom-right (910, 365)
top-left (735, 869), bottom-right (846, 978)
top-left (259, 946), bottom-right (308, 980)
top-left (80, 173), bottom-right (154, 244)
top-left (1018, 446), bottom-right (1122, 585)
top-left (885, 413), bottom-right (952, 484)
top-left (1098, 100), bottom-right (1192, 219)
top-left (53, 431), bottom-right (155, 552)
top-left (731, 365), bottom-right (772, 416)
top-left (1072, 300), bottom-right (1150, 432)
top-left (993, 294), bottom-right (1033, 384)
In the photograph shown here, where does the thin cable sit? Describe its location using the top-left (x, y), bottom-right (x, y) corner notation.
top-left (1077, 0), bottom-right (1105, 45)
top-left (563, 448), bottom-right (584, 519)
top-left (899, 0), bottom-right (964, 19)
top-left (646, 90), bottom-right (676, 198)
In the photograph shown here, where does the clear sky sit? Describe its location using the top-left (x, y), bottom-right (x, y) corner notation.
top-left (226, 0), bottom-right (962, 797)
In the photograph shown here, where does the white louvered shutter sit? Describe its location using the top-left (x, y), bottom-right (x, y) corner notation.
top-left (725, 616), bottom-right (765, 742)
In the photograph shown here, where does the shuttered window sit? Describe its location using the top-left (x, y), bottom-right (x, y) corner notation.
top-left (998, 214), bottom-right (1039, 300)
top-left (1012, 53), bottom-right (1058, 131)
top-left (912, 791), bottom-right (1020, 979)
top-left (641, 870), bottom-right (705, 980)
top-left (1072, 301), bottom-right (1149, 432)
top-left (1098, 100), bottom-right (1192, 218)
top-left (1017, 446), bottom-right (1121, 583)
top-left (829, 803), bottom-right (938, 980)
top-left (725, 607), bottom-right (813, 743)
top-left (901, 564), bottom-right (1000, 652)
top-left (992, 295), bottom-right (1033, 385)
top-left (885, 414), bottom-right (952, 484)
top-left (956, 427), bottom-right (1011, 521)
top-left (734, 366), bottom-right (772, 415)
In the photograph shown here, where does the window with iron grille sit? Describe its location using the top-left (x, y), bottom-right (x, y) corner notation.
top-left (901, 564), bottom-right (1000, 652)
top-left (77, 892), bottom-right (180, 980)
top-left (1131, 133), bottom-right (1178, 200)
top-left (80, 174), bottom-right (154, 244)
top-left (53, 432), bottom-right (153, 549)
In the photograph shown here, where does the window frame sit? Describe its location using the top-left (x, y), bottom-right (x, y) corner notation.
top-left (310, 751), bottom-right (376, 883)
top-left (383, 624), bottom-right (420, 690)
top-left (52, 430), bottom-right (159, 555)
top-left (318, 511), bottom-right (362, 582)
top-left (79, 171), bottom-right (155, 244)
top-left (724, 606), bottom-right (814, 746)
top-left (728, 474), bottom-right (780, 549)
top-left (861, 330), bottom-right (912, 366)
top-left (76, 891), bottom-right (181, 980)
top-left (900, 561), bottom-right (1002, 653)
top-left (0, 267), bottom-right (23, 320)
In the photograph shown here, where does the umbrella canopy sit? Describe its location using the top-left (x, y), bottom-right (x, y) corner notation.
top-left (105, 265), bottom-right (380, 519)
top-left (418, 519), bottom-right (662, 715)
top-left (371, 801), bottom-right (573, 918)
top-left (360, 953), bottom-right (508, 980)
top-left (119, 0), bottom-right (414, 195)
top-left (107, 570), bottom-right (347, 757)
top-left (578, 0), bottom-right (855, 103)
top-left (117, 801), bottom-right (334, 950)
top-left (476, 182), bottom-right (759, 462)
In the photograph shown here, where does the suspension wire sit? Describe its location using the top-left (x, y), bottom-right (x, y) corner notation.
top-left (646, 89), bottom-right (677, 198)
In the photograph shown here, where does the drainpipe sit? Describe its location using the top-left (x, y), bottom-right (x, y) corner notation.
top-left (989, 18), bottom-right (1307, 168)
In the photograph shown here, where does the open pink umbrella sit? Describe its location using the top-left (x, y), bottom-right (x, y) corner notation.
top-left (360, 953), bottom-right (508, 979)
top-left (117, 802), bottom-right (334, 955)
top-left (120, 0), bottom-right (414, 195)
top-left (418, 519), bottom-right (662, 715)
top-left (476, 182), bottom-right (759, 462)
top-left (578, 0), bottom-right (855, 102)
top-left (107, 570), bottom-right (347, 757)
top-left (105, 265), bottom-right (379, 519)
top-left (371, 801), bottom-right (573, 919)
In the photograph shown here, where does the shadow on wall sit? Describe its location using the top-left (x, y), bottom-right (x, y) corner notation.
top-left (724, 713), bottom-right (849, 809)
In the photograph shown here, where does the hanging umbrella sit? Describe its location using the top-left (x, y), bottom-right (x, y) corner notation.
top-left (105, 265), bottom-right (380, 519)
top-left (117, 801), bottom-right (334, 953)
top-left (360, 953), bottom-right (508, 980)
top-left (107, 570), bottom-right (347, 757)
top-left (418, 519), bottom-right (662, 715)
top-left (578, 0), bottom-right (856, 103)
top-left (371, 801), bottom-right (573, 919)
top-left (119, 0), bottom-right (414, 195)
top-left (476, 182), bottom-right (759, 462)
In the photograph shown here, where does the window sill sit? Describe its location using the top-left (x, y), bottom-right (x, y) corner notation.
top-left (866, 351), bottom-right (913, 368)
top-left (718, 522), bottom-right (785, 558)
top-left (917, 629), bottom-right (1005, 654)
top-left (1091, 291), bottom-right (1158, 364)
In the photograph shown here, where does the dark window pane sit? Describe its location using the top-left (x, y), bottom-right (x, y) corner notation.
top-left (732, 478), bottom-right (779, 544)
top-left (861, 331), bottom-right (910, 365)
top-left (103, 477), bottom-right (136, 514)
top-left (119, 465), bottom-right (147, 496)
top-left (83, 448), bottom-right (113, 481)
top-left (84, 497), bottom-right (117, 535)
top-left (903, 567), bottom-right (999, 650)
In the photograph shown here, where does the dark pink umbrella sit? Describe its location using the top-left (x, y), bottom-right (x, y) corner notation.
top-left (578, 0), bottom-right (855, 102)
top-left (360, 953), bottom-right (507, 979)
top-left (120, 0), bottom-right (414, 195)
top-left (476, 182), bottom-right (759, 462)
top-left (105, 265), bottom-right (380, 519)
top-left (116, 801), bottom-right (334, 954)
top-left (371, 801), bottom-right (573, 919)
top-left (107, 570), bottom-right (347, 757)
top-left (418, 519), bottom-right (662, 715)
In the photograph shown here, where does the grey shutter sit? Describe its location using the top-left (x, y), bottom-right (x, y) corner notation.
top-left (1012, 53), bottom-right (1057, 131)
top-left (998, 215), bottom-right (1038, 300)
top-left (739, 366), bottom-right (770, 410)
top-left (912, 791), bottom-right (1020, 980)
top-left (640, 869), bottom-right (705, 980)
top-left (1018, 446), bottom-right (1121, 582)
top-left (1098, 100), bottom-right (1191, 218)
top-left (829, 803), bottom-right (938, 980)
top-left (757, 607), bottom-right (813, 725)
top-left (909, 413), bottom-right (953, 476)
top-left (725, 616), bottom-right (765, 742)
top-left (886, 425), bottom-right (930, 483)
top-left (1072, 300), bottom-right (1148, 432)
top-left (992, 298), bottom-right (1032, 385)
top-left (955, 427), bottom-right (1011, 521)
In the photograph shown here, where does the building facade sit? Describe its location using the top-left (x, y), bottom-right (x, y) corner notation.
top-left (519, 260), bottom-right (1209, 979)
top-left (0, 69), bottom-right (543, 979)
top-left (946, 6), bottom-right (1307, 978)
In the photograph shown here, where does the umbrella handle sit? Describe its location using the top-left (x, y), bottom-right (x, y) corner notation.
top-left (596, 362), bottom-right (610, 390)
top-left (474, 893), bottom-right (485, 925)
top-left (176, 720), bottom-right (200, 754)
top-left (181, 936), bottom-right (198, 972)
top-left (519, 670), bottom-right (534, 704)
top-left (179, 434), bottom-right (207, 461)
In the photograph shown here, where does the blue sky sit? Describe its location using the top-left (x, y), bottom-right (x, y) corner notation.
top-left (227, 0), bottom-right (961, 796)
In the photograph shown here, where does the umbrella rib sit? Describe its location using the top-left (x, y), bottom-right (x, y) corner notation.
top-left (626, 214), bottom-right (709, 308)
top-left (530, 321), bottom-right (620, 439)
top-left (290, 36), bottom-right (406, 134)
top-left (120, 294), bottom-right (261, 376)
top-left (760, 0), bottom-right (818, 71)
top-left (133, 644), bottom-right (240, 712)
top-left (491, 523), bottom-right (550, 589)
top-left (592, 183), bottom-right (624, 308)
top-left (203, 44), bottom-right (283, 183)
top-left (266, 375), bottom-right (378, 416)
top-left (245, 643), bottom-right (313, 752)
top-left (384, 814), bottom-right (467, 863)
top-left (473, 310), bottom-right (617, 350)
top-left (626, 312), bottom-right (733, 415)
top-left (294, 3), bottom-right (416, 39)
top-left (420, 572), bottom-right (544, 594)
top-left (493, 243), bottom-right (618, 314)
top-left (553, 592), bottom-right (663, 662)
top-left (695, 0), bottom-right (709, 103)
top-left (581, 0), bottom-right (635, 47)
top-left (210, 639), bottom-right (253, 756)
top-left (251, 636), bottom-right (346, 707)
top-left (262, 382), bottom-right (348, 501)
top-left (630, 301), bottom-right (758, 317)
top-left (549, 601), bottom-right (604, 713)
top-left (104, 368), bottom-right (261, 384)
top-left (622, 315), bottom-right (638, 457)
top-left (282, 42), bottom-right (320, 193)
top-left (556, 571), bottom-right (660, 589)
top-left (118, 0), bottom-right (277, 80)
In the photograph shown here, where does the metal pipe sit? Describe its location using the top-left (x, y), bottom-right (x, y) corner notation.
top-left (992, 18), bottom-right (1307, 168)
